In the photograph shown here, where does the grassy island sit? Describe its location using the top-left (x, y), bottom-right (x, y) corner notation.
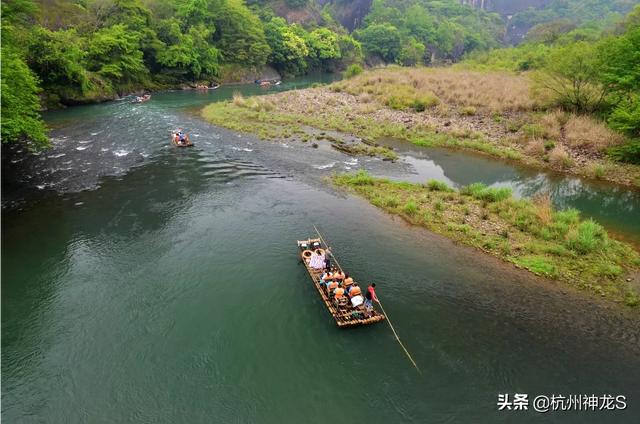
top-left (202, 67), bottom-right (640, 187)
top-left (333, 171), bottom-right (640, 306)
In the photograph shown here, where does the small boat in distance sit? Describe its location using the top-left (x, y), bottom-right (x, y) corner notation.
top-left (255, 78), bottom-right (281, 87)
top-left (133, 94), bottom-right (151, 103)
top-left (196, 83), bottom-right (220, 90)
top-left (171, 129), bottom-right (193, 147)
top-left (297, 237), bottom-right (385, 328)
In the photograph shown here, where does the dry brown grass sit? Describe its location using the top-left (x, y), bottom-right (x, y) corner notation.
top-left (538, 110), bottom-right (565, 140)
top-left (333, 67), bottom-right (539, 113)
top-left (525, 138), bottom-right (546, 157)
top-left (549, 146), bottom-right (573, 168)
top-left (564, 115), bottom-right (624, 152)
top-left (533, 192), bottom-right (553, 225)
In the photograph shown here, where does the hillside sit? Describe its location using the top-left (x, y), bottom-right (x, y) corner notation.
top-left (463, 0), bottom-right (639, 43)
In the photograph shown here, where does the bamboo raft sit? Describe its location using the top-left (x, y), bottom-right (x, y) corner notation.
top-left (297, 238), bottom-right (385, 328)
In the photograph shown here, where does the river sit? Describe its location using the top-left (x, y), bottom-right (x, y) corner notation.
top-left (3, 75), bottom-right (640, 423)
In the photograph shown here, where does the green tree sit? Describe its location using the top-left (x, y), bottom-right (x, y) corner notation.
top-left (86, 24), bottom-right (148, 85)
top-left (534, 42), bottom-right (606, 112)
top-left (356, 23), bottom-right (401, 63)
top-left (156, 20), bottom-right (220, 79)
top-left (397, 37), bottom-right (425, 66)
top-left (308, 28), bottom-right (341, 60)
top-left (599, 25), bottom-right (640, 136)
top-left (1, 0), bottom-right (48, 147)
top-left (27, 27), bottom-right (92, 95)
top-left (404, 4), bottom-right (436, 46)
top-left (1, 47), bottom-right (48, 147)
top-left (209, 0), bottom-right (270, 66)
top-left (337, 34), bottom-right (363, 66)
top-left (608, 96), bottom-right (640, 137)
top-left (264, 18), bottom-right (309, 76)
top-left (525, 19), bottom-right (576, 44)
top-left (598, 27), bottom-right (640, 96)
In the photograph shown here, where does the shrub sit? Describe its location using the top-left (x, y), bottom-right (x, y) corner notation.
top-left (343, 64), bottom-right (363, 79)
top-left (565, 219), bottom-right (608, 253)
top-left (532, 42), bottom-right (605, 113)
top-left (606, 139), bottom-right (640, 164)
top-left (426, 179), bottom-right (453, 192)
top-left (608, 95), bottom-right (640, 137)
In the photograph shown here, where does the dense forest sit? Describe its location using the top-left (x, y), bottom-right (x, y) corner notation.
top-left (2, 0), bottom-right (639, 150)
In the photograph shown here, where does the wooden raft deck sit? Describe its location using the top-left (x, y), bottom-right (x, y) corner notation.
top-left (298, 238), bottom-right (385, 328)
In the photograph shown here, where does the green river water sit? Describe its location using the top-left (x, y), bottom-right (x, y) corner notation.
top-left (3, 76), bottom-right (640, 423)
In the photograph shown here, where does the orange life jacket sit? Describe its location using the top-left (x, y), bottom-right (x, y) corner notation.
top-left (349, 286), bottom-right (361, 296)
top-left (334, 287), bottom-right (345, 298)
top-left (328, 281), bottom-right (338, 290)
top-left (322, 273), bottom-right (333, 281)
top-left (343, 277), bottom-right (353, 287)
top-left (334, 272), bottom-right (344, 280)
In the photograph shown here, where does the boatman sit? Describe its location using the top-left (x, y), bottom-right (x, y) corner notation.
top-left (324, 248), bottom-right (332, 271)
top-left (365, 283), bottom-right (378, 309)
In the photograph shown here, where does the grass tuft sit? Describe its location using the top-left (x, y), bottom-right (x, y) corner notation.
top-left (460, 183), bottom-right (512, 202)
top-left (426, 179), bottom-right (453, 192)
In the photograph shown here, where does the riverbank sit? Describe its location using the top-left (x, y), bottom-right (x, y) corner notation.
top-left (333, 171), bottom-right (640, 307)
top-left (201, 67), bottom-right (640, 188)
top-left (42, 66), bottom-right (283, 109)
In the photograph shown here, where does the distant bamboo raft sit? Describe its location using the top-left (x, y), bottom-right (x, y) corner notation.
top-left (297, 238), bottom-right (385, 328)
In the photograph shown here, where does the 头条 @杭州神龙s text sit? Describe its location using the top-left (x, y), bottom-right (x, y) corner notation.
top-left (497, 393), bottom-right (627, 413)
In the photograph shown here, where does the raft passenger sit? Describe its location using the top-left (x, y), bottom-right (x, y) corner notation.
top-left (326, 280), bottom-right (338, 294)
top-left (343, 275), bottom-right (353, 290)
